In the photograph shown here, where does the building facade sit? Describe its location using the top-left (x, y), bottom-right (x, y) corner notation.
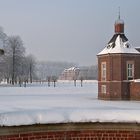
top-left (97, 15), bottom-right (140, 100)
top-left (59, 67), bottom-right (80, 80)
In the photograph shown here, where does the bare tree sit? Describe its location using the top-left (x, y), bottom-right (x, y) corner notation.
top-left (80, 76), bottom-right (84, 87)
top-left (0, 27), bottom-right (10, 82)
top-left (73, 76), bottom-right (77, 87)
top-left (0, 28), bottom-right (37, 86)
top-left (26, 54), bottom-right (36, 83)
top-left (47, 76), bottom-right (51, 87)
top-left (8, 36), bottom-right (25, 85)
top-left (51, 76), bottom-right (57, 87)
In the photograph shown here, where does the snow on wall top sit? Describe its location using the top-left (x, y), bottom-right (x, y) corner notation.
top-left (98, 34), bottom-right (140, 55)
top-left (0, 81), bottom-right (140, 126)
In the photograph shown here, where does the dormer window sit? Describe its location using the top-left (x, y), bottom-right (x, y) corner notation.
top-left (111, 42), bottom-right (115, 48)
top-left (107, 44), bottom-right (111, 49)
top-left (107, 42), bottom-right (115, 49)
top-left (126, 45), bottom-right (129, 48)
top-left (125, 43), bottom-right (130, 48)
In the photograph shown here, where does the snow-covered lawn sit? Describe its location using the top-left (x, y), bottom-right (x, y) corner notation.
top-left (0, 80), bottom-right (140, 126)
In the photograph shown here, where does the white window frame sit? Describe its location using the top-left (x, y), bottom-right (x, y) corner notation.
top-left (127, 61), bottom-right (134, 80)
top-left (101, 85), bottom-right (106, 94)
top-left (101, 62), bottom-right (106, 81)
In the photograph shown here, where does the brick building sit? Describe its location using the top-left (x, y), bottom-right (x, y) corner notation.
top-left (97, 15), bottom-right (140, 100)
top-left (59, 67), bottom-right (80, 80)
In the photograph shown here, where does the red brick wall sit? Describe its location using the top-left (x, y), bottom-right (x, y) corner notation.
top-left (121, 55), bottom-right (140, 80)
top-left (98, 81), bottom-right (122, 100)
top-left (0, 123), bottom-right (140, 140)
top-left (130, 81), bottom-right (140, 100)
top-left (0, 130), bottom-right (138, 140)
top-left (98, 54), bottom-right (140, 82)
top-left (98, 55), bottom-right (109, 81)
top-left (98, 53), bottom-right (140, 100)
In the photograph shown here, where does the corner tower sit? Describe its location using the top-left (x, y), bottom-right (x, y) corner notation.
top-left (97, 13), bottom-right (140, 100)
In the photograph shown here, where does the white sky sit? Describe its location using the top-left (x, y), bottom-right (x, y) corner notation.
top-left (0, 0), bottom-right (140, 66)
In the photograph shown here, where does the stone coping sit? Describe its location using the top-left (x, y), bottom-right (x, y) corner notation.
top-left (0, 122), bottom-right (140, 136)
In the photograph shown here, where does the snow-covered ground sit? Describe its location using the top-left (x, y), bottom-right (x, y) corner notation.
top-left (0, 80), bottom-right (140, 126)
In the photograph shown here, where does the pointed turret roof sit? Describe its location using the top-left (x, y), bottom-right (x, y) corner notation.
top-left (98, 13), bottom-right (140, 55)
top-left (98, 35), bottom-right (140, 55)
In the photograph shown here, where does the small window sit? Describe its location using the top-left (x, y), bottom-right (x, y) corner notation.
top-left (101, 85), bottom-right (106, 94)
top-left (101, 62), bottom-right (106, 81)
top-left (127, 62), bottom-right (134, 80)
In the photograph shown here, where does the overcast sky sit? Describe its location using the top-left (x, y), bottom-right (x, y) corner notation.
top-left (0, 0), bottom-right (140, 66)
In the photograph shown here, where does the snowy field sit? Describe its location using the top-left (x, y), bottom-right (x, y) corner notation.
top-left (0, 80), bottom-right (140, 126)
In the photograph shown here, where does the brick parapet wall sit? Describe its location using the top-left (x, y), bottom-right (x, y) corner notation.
top-left (0, 122), bottom-right (140, 140)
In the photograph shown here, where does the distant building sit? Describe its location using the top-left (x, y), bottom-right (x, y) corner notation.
top-left (97, 14), bottom-right (140, 100)
top-left (59, 66), bottom-right (98, 80)
top-left (59, 67), bottom-right (80, 80)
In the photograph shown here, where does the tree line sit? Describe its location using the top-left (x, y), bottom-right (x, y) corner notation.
top-left (0, 27), bottom-right (35, 85)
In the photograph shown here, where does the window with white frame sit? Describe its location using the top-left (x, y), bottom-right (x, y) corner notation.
top-left (127, 62), bottom-right (134, 80)
top-left (101, 62), bottom-right (106, 81)
top-left (101, 85), bottom-right (106, 94)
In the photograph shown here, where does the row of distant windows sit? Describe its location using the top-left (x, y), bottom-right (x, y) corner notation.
top-left (101, 61), bottom-right (134, 81)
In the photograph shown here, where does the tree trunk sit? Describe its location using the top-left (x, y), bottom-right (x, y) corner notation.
top-left (81, 80), bottom-right (83, 87)
top-left (53, 81), bottom-right (56, 87)
top-left (12, 47), bottom-right (15, 85)
top-left (29, 63), bottom-right (32, 83)
top-left (74, 80), bottom-right (76, 87)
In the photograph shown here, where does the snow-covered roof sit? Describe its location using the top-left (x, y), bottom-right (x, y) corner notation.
top-left (98, 34), bottom-right (140, 55)
top-left (64, 67), bottom-right (80, 72)
top-left (135, 47), bottom-right (140, 52)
